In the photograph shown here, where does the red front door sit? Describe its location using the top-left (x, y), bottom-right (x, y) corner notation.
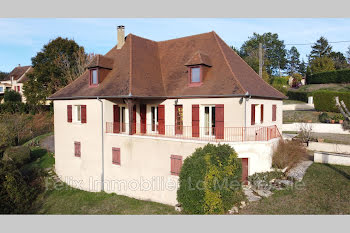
top-left (242, 158), bottom-right (249, 185)
top-left (175, 105), bottom-right (183, 135)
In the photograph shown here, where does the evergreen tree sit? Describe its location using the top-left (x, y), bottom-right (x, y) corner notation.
top-left (298, 59), bottom-right (307, 76)
top-left (309, 36), bottom-right (332, 60)
top-left (286, 46), bottom-right (300, 75)
top-left (329, 51), bottom-right (349, 70)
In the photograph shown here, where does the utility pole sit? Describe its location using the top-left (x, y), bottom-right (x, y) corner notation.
top-left (259, 43), bottom-right (263, 78)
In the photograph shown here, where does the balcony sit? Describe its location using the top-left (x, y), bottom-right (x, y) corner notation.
top-left (106, 122), bottom-right (281, 143)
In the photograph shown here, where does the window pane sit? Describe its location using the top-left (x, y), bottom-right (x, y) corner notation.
top-left (92, 70), bottom-right (98, 84)
top-left (191, 67), bottom-right (200, 83)
top-left (77, 106), bottom-right (81, 121)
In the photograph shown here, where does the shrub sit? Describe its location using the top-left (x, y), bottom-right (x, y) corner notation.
top-left (177, 144), bottom-right (244, 214)
top-left (4, 90), bottom-right (22, 102)
top-left (286, 90), bottom-right (309, 102)
top-left (273, 84), bottom-right (288, 95)
top-left (272, 140), bottom-right (308, 170)
top-left (3, 146), bottom-right (31, 167)
top-left (0, 102), bottom-right (30, 114)
top-left (313, 90), bottom-right (350, 112)
top-left (0, 160), bottom-right (34, 214)
top-left (307, 69), bottom-right (350, 84)
top-left (319, 112), bottom-right (330, 123)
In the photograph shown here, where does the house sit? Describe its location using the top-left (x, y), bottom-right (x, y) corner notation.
top-left (49, 26), bottom-right (286, 206)
top-left (0, 65), bottom-right (32, 102)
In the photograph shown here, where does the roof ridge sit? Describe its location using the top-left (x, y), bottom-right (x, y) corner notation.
top-left (214, 33), bottom-right (285, 97)
top-left (212, 31), bottom-right (246, 94)
top-left (17, 66), bottom-right (32, 82)
top-left (157, 31), bottom-right (214, 43)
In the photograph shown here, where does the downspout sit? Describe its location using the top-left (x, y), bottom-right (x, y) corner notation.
top-left (97, 97), bottom-right (104, 192)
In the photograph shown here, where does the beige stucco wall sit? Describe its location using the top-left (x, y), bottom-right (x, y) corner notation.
top-left (54, 99), bottom-right (103, 191)
top-left (53, 97), bottom-right (282, 205)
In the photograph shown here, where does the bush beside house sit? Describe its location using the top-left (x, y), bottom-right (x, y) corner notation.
top-left (177, 144), bottom-right (244, 214)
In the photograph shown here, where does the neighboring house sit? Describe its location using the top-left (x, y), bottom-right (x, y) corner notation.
top-left (49, 26), bottom-right (286, 206)
top-left (0, 65), bottom-right (32, 102)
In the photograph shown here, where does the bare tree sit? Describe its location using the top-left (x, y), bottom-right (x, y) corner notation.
top-left (54, 48), bottom-right (95, 84)
top-left (298, 123), bottom-right (313, 145)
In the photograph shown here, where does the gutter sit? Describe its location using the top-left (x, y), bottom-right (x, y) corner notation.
top-left (97, 97), bottom-right (105, 192)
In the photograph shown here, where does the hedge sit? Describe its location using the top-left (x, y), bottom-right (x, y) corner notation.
top-left (286, 90), bottom-right (310, 102)
top-left (313, 90), bottom-right (350, 113)
top-left (307, 69), bottom-right (350, 84)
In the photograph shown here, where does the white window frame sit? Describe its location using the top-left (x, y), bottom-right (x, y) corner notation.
top-left (200, 105), bottom-right (216, 138)
top-left (73, 105), bottom-right (82, 124)
top-left (148, 105), bottom-right (158, 133)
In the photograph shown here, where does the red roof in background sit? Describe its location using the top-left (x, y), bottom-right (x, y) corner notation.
top-left (5, 66), bottom-right (31, 82)
top-left (49, 31), bottom-right (286, 100)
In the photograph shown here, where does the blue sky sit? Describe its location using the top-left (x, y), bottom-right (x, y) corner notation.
top-left (1, 18), bottom-right (350, 72)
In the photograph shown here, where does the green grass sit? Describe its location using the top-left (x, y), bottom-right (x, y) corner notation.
top-left (34, 184), bottom-right (178, 214)
top-left (296, 83), bottom-right (350, 93)
top-left (283, 110), bottom-right (341, 123)
top-left (283, 99), bottom-right (306, 105)
top-left (240, 163), bottom-right (350, 214)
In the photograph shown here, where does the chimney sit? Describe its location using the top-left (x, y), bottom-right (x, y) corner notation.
top-left (117, 25), bottom-right (125, 49)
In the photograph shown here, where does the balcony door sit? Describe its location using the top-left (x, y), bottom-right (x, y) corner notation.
top-left (175, 105), bottom-right (183, 135)
top-left (203, 106), bottom-right (216, 136)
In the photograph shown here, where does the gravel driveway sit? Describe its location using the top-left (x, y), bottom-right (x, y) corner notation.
top-left (40, 134), bottom-right (55, 153)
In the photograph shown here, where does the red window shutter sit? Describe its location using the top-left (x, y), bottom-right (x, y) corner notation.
top-left (158, 105), bottom-right (165, 135)
top-left (215, 104), bottom-right (224, 139)
top-left (113, 105), bottom-right (120, 133)
top-left (132, 105), bottom-right (136, 134)
top-left (112, 147), bottom-right (121, 165)
top-left (251, 105), bottom-right (255, 125)
top-left (192, 105), bottom-right (200, 137)
top-left (140, 104), bottom-right (147, 134)
top-left (67, 105), bottom-right (72, 122)
top-left (81, 105), bottom-right (87, 123)
top-left (261, 104), bottom-right (264, 123)
top-left (170, 155), bottom-right (182, 176)
top-left (74, 142), bottom-right (81, 157)
top-left (272, 105), bottom-right (277, 122)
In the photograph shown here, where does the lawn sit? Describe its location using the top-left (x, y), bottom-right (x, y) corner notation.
top-left (27, 136), bottom-right (177, 215)
top-left (34, 185), bottom-right (177, 214)
top-left (283, 99), bottom-right (306, 105)
top-left (296, 83), bottom-right (350, 93)
top-left (240, 163), bottom-right (350, 214)
top-left (283, 110), bottom-right (341, 123)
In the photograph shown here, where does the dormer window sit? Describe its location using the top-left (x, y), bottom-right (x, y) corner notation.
top-left (90, 68), bottom-right (99, 86)
top-left (188, 66), bottom-right (203, 86)
top-left (191, 67), bottom-right (201, 83)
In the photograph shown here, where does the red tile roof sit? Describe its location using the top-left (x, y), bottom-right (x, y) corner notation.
top-left (5, 66), bottom-right (31, 82)
top-left (49, 31), bottom-right (286, 100)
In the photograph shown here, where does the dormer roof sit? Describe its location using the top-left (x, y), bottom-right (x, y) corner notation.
top-left (185, 51), bottom-right (212, 67)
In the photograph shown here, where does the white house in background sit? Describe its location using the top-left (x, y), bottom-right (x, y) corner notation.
top-left (0, 65), bottom-right (32, 102)
top-left (49, 26), bottom-right (286, 206)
